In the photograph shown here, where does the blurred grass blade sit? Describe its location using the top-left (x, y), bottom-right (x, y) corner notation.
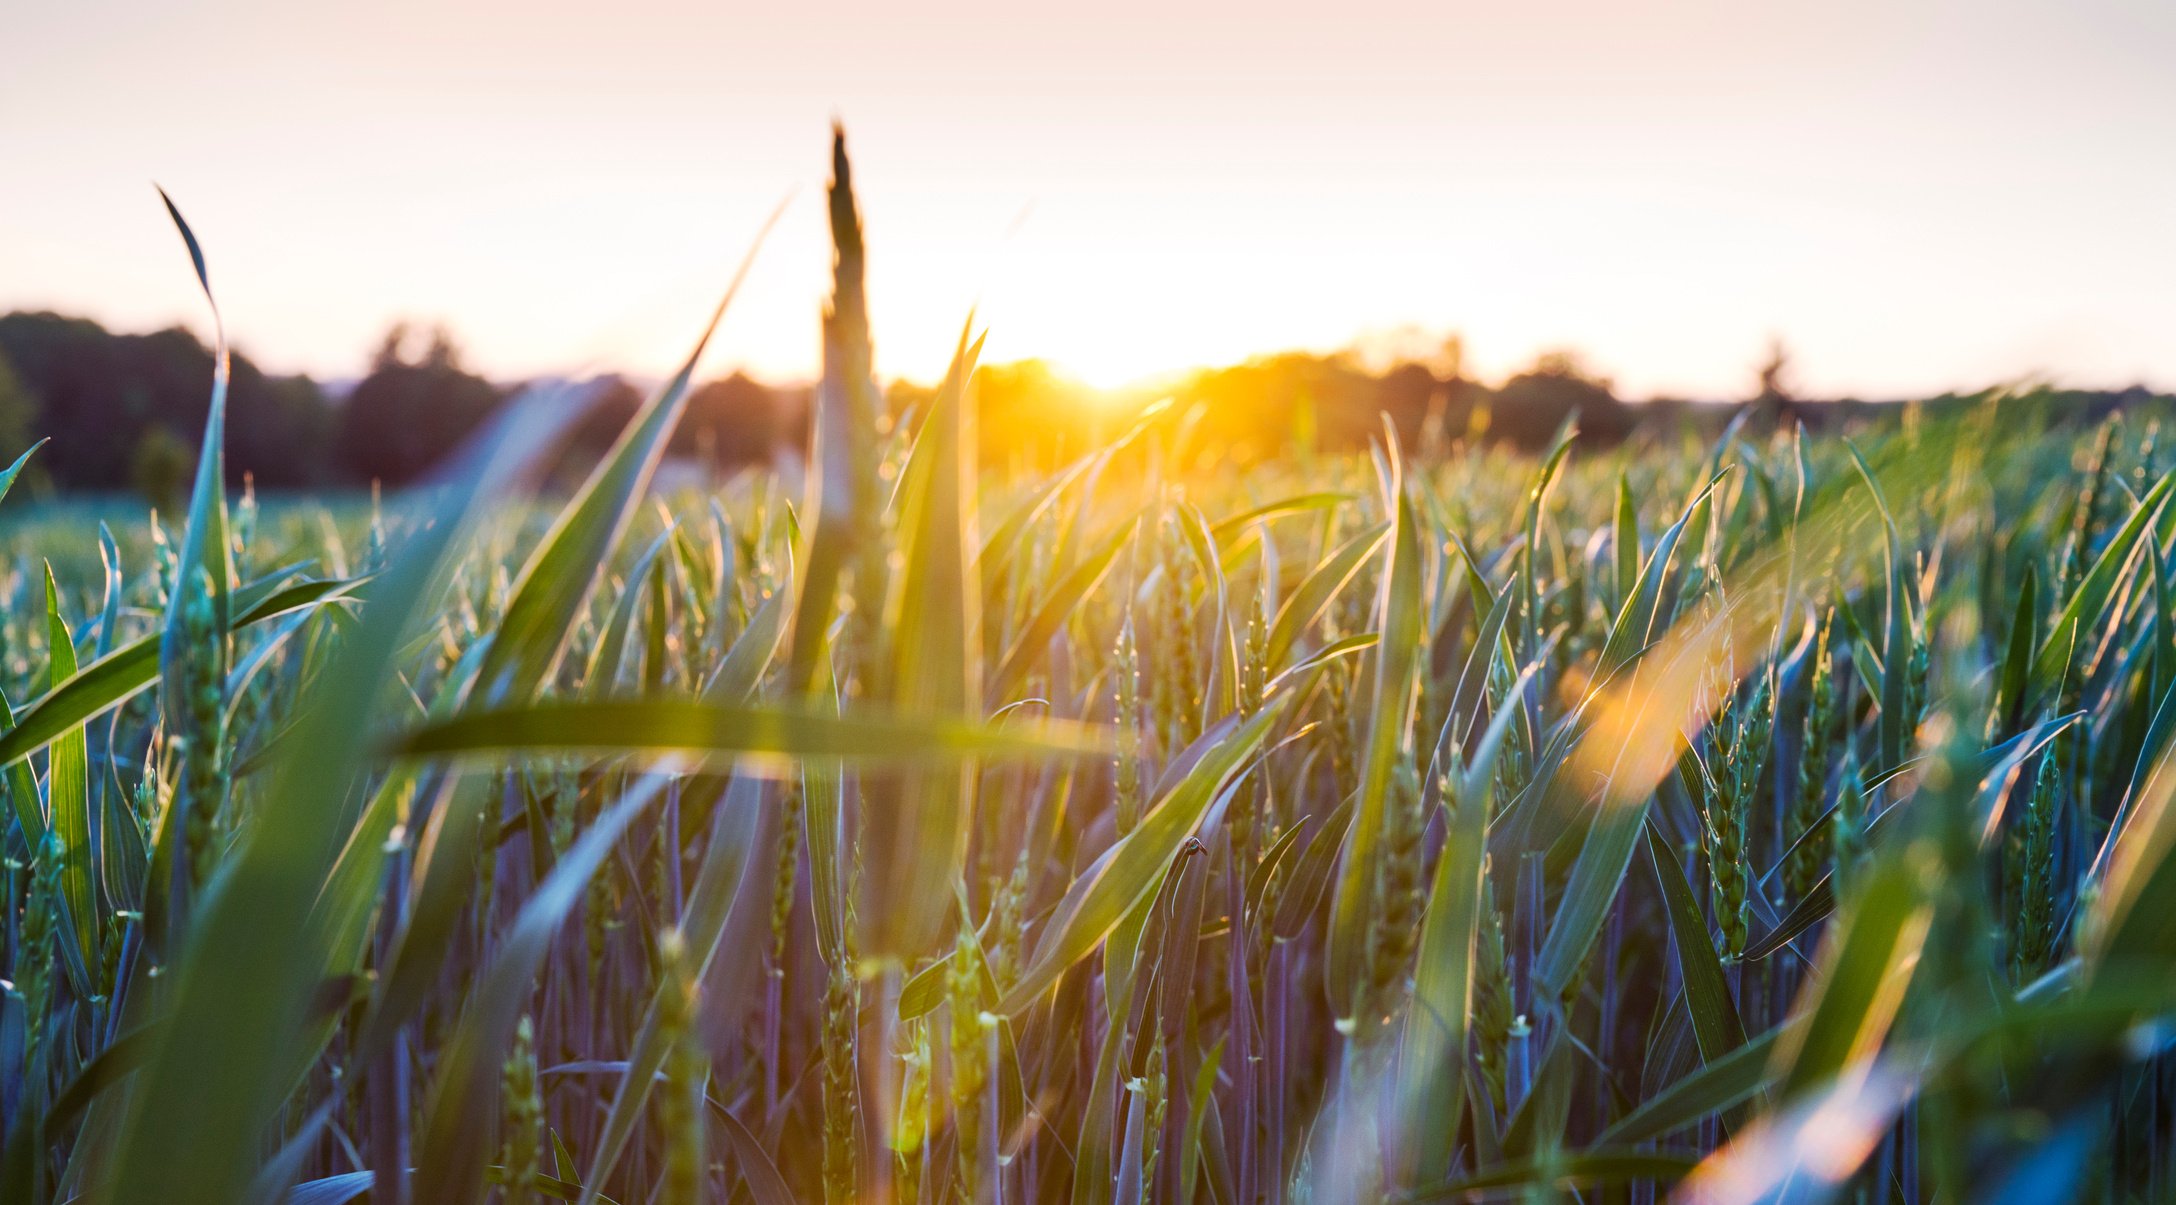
top-left (584, 529), bottom-right (674, 697)
top-left (0, 689), bottom-right (45, 848)
top-left (1274, 797), bottom-right (1354, 940)
top-left (350, 772), bottom-right (485, 1067)
top-left (1265, 632), bottom-right (1377, 698)
top-left (2086, 701), bottom-right (2176, 970)
top-left (1534, 784), bottom-right (1650, 1007)
top-left (864, 324), bottom-right (984, 960)
top-left (1844, 440), bottom-right (1916, 770)
top-left (1598, 474), bottom-right (1722, 676)
top-left (282, 1172), bottom-right (375, 1205)
top-left (1519, 423), bottom-right (1577, 659)
top-left (1399, 1148), bottom-right (1698, 1202)
top-left (28, 1024), bottom-right (155, 1156)
top-left (242, 1100), bottom-right (336, 1205)
top-left (2080, 682), bottom-right (2176, 939)
top-left (1992, 565), bottom-right (2038, 735)
top-left (1440, 578), bottom-right (1517, 757)
top-left (104, 387), bottom-right (586, 1205)
top-left (1175, 498), bottom-right (1238, 722)
top-left (394, 698), bottom-right (1102, 764)
top-left (803, 754), bottom-right (847, 964)
top-left (896, 952), bottom-right (953, 1021)
top-left (1546, 488), bottom-right (1738, 999)
top-left (1072, 951), bottom-right (1134, 1203)
top-left (1209, 492), bottom-right (1349, 548)
top-left (473, 207), bottom-right (781, 706)
top-left (1676, 1055), bottom-right (1923, 1205)
top-left (1982, 1111), bottom-right (2105, 1205)
top-left (1770, 853), bottom-right (1932, 1101)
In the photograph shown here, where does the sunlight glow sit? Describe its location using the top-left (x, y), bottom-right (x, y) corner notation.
top-left (2, 1), bottom-right (2171, 396)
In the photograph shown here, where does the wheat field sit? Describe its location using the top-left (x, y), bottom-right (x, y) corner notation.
top-left (4, 135), bottom-right (2176, 1205)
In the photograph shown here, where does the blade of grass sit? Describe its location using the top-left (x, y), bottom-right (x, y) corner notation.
top-left (153, 190), bottom-right (235, 722)
top-left (788, 128), bottom-right (881, 692)
top-left (584, 529), bottom-right (675, 697)
top-left (1613, 471), bottom-right (1640, 607)
top-left (706, 1093), bottom-right (796, 1205)
top-left (700, 568), bottom-right (794, 704)
top-left (1599, 1025), bottom-right (1788, 1145)
top-left (2031, 470), bottom-right (2176, 708)
top-left (1844, 440), bottom-right (1916, 770)
top-left (1266, 521), bottom-right (1388, 670)
top-left (0, 690), bottom-right (43, 848)
top-left (1645, 820), bottom-right (1747, 1062)
top-left (0, 439), bottom-right (46, 511)
top-left (1396, 1148), bottom-right (1699, 1202)
top-left (1326, 460), bottom-right (1424, 1020)
top-left (991, 515), bottom-right (1138, 702)
top-left (1677, 1053), bottom-right (1924, 1205)
top-left (44, 564), bottom-right (96, 997)
top-left (1209, 493), bottom-right (1350, 549)
top-left (577, 775), bottom-right (764, 1203)
top-left (1004, 698), bottom-right (1289, 1015)
top-left (1393, 667), bottom-right (1531, 1183)
top-left (411, 769), bottom-right (674, 1203)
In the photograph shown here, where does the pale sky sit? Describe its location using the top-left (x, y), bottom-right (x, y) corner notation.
top-left (3, 0), bottom-right (2172, 397)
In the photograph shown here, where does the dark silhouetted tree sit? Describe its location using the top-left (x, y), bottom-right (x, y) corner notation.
top-left (1755, 337), bottom-right (1795, 407)
top-left (0, 311), bottom-right (334, 488)
top-left (130, 424), bottom-right (193, 510)
top-left (684, 372), bottom-right (807, 466)
top-left (336, 324), bottom-right (505, 484)
top-left (1489, 350), bottom-right (1631, 449)
top-left (556, 371), bottom-right (807, 488)
top-left (0, 350), bottom-right (38, 469)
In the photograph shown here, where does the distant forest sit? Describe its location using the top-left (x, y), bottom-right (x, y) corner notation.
top-left (0, 313), bottom-right (806, 503)
top-left (1, 310), bottom-right (2167, 501)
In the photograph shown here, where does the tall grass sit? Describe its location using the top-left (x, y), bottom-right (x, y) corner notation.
top-left (3, 131), bottom-right (2176, 1204)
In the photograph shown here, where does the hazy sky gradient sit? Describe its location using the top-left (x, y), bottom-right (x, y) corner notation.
top-left (5, 0), bottom-right (2173, 396)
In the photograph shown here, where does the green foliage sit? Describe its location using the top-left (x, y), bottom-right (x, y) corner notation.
top-left (9, 141), bottom-right (2176, 1205)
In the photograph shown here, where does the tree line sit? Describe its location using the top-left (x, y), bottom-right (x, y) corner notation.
top-left (2, 309), bottom-right (2166, 501)
top-left (0, 313), bottom-right (811, 502)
